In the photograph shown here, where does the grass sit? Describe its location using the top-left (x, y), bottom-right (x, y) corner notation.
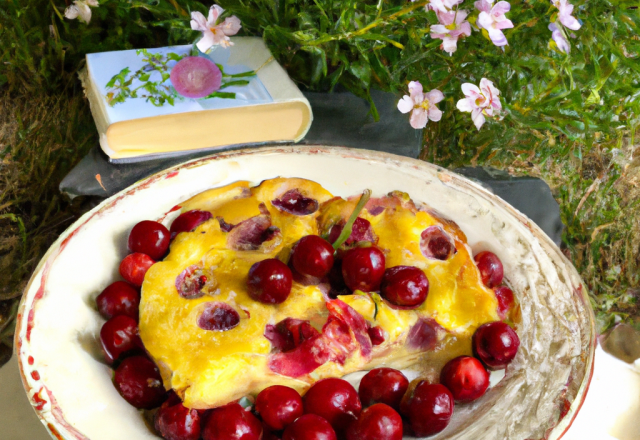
top-left (0, 0), bottom-right (639, 362)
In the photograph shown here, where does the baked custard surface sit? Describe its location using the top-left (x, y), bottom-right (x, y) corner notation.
top-left (140, 178), bottom-right (500, 408)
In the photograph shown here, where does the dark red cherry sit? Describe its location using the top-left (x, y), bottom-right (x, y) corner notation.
top-left (407, 318), bottom-right (442, 350)
top-left (327, 258), bottom-right (349, 298)
top-left (282, 414), bottom-right (337, 440)
top-left (128, 220), bottom-right (170, 260)
top-left (100, 315), bottom-right (142, 364)
top-left (197, 302), bottom-right (240, 331)
top-left (346, 403), bottom-right (403, 440)
top-left (155, 395), bottom-right (202, 440)
top-left (474, 251), bottom-right (504, 288)
top-left (358, 368), bottom-right (408, 411)
top-left (247, 259), bottom-right (293, 304)
top-left (341, 247), bottom-right (385, 292)
top-left (420, 226), bottom-right (456, 260)
top-left (264, 318), bottom-right (320, 353)
top-left (440, 356), bottom-right (490, 403)
top-left (406, 382), bottom-right (454, 437)
top-left (202, 402), bottom-right (262, 440)
top-left (119, 252), bottom-right (155, 287)
top-left (327, 217), bottom-right (376, 246)
top-left (303, 378), bottom-right (362, 434)
top-left (272, 189), bottom-right (319, 216)
top-left (367, 326), bottom-right (385, 346)
top-left (494, 286), bottom-right (514, 319)
top-left (473, 322), bottom-right (520, 370)
top-left (380, 266), bottom-right (429, 308)
top-left (113, 355), bottom-right (166, 409)
top-left (290, 235), bottom-right (335, 278)
top-left (170, 210), bottom-right (213, 238)
top-left (96, 281), bottom-right (140, 321)
top-left (256, 385), bottom-right (304, 431)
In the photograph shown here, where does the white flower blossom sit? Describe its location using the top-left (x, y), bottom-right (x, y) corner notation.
top-left (64, 0), bottom-right (99, 24)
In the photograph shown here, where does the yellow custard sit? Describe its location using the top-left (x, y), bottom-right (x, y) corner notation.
top-left (139, 178), bottom-right (499, 408)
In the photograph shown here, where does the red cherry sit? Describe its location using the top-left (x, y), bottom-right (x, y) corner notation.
top-left (282, 414), bottom-right (337, 440)
top-left (256, 385), bottom-right (304, 431)
top-left (272, 189), bottom-right (319, 216)
top-left (303, 378), bottom-right (362, 434)
top-left (440, 356), bottom-right (490, 403)
top-left (197, 302), bottom-right (240, 331)
top-left (114, 355), bottom-right (166, 409)
top-left (263, 428), bottom-right (282, 440)
top-left (96, 281), bottom-right (140, 321)
top-left (247, 259), bottom-right (293, 304)
top-left (202, 403), bottom-right (262, 440)
top-left (474, 251), bottom-right (504, 288)
top-left (328, 217), bottom-right (376, 246)
top-left (473, 322), bottom-right (520, 370)
top-left (346, 403), bottom-right (403, 440)
top-left (358, 368), bottom-right (408, 411)
top-left (380, 266), bottom-right (429, 308)
top-left (290, 235), bottom-right (335, 278)
top-left (367, 326), bottom-right (385, 346)
top-left (170, 210), bottom-right (213, 238)
top-left (119, 253), bottom-right (155, 287)
top-left (128, 220), bottom-right (170, 260)
top-left (100, 315), bottom-right (142, 364)
top-left (406, 382), bottom-right (454, 437)
top-left (155, 396), bottom-right (202, 440)
top-left (341, 247), bottom-right (386, 292)
top-left (327, 258), bottom-right (349, 298)
top-left (494, 286), bottom-right (514, 319)
top-left (420, 226), bottom-right (456, 260)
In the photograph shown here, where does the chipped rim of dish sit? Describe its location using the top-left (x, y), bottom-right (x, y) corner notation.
top-left (14, 145), bottom-right (595, 440)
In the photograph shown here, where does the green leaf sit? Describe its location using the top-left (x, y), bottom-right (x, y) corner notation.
top-left (348, 59), bottom-right (371, 89)
top-left (219, 80), bottom-right (251, 89)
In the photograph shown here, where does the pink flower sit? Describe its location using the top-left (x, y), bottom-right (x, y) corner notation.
top-left (397, 82), bottom-right (445, 129)
top-left (431, 10), bottom-right (472, 54)
top-left (475, 0), bottom-right (514, 47)
top-left (191, 4), bottom-right (242, 52)
top-left (427, 0), bottom-right (463, 13)
top-left (552, 0), bottom-right (581, 31)
top-left (64, 0), bottom-right (99, 24)
top-left (456, 78), bottom-right (502, 130)
top-left (548, 23), bottom-right (571, 53)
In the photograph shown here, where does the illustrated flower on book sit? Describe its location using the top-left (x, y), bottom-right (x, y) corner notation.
top-left (430, 9), bottom-right (472, 55)
top-left (397, 81), bottom-right (444, 129)
top-left (456, 78), bottom-right (502, 130)
top-left (104, 49), bottom-right (255, 107)
top-left (475, 0), bottom-right (514, 47)
top-left (548, 0), bottom-right (581, 54)
top-left (191, 4), bottom-right (242, 53)
top-left (64, 0), bottom-right (99, 24)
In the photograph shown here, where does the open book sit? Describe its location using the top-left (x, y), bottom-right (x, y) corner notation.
top-left (81, 37), bottom-right (312, 162)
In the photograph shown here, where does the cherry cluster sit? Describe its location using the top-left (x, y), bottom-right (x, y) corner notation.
top-left (96, 212), bottom-right (215, 416)
top-left (248, 229), bottom-right (430, 312)
top-left (97, 206), bottom-right (520, 440)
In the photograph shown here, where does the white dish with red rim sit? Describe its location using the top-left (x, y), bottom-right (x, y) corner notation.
top-left (15, 146), bottom-right (595, 440)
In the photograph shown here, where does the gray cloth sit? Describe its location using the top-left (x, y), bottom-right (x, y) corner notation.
top-left (59, 90), bottom-right (563, 246)
top-left (59, 90), bottom-right (422, 198)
